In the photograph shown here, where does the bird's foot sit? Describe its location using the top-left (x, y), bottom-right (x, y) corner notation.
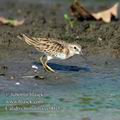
top-left (43, 65), bottom-right (50, 72)
top-left (45, 64), bottom-right (55, 73)
top-left (40, 55), bottom-right (55, 73)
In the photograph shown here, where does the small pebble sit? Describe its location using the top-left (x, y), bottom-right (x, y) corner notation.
top-left (76, 36), bottom-right (80, 39)
top-left (10, 76), bottom-right (15, 80)
top-left (34, 75), bottom-right (45, 80)
top-left (32, 65), bottom-right (38, 70)
top-left (15, 82), bottom-right (20, 85)
top-left (98, 37), bottom-right (102, 41)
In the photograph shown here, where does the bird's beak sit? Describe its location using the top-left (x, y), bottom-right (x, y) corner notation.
top-left (80, 50), bottom-right (83, 56)
top-left (80, 50), bottom-right (87, 61)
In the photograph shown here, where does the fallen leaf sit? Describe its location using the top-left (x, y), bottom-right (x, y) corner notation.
top-left (70, 0), bottom-right (119, 23)
top-left (70, 0), bottom-right (95, 20)
top-left (0, 16), bottom-right (24, 26)
top-left (92, 3), bottom-right (119, 23)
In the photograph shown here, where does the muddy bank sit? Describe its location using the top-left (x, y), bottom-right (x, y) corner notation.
top-left (0, 0), bottom-right (120, 61)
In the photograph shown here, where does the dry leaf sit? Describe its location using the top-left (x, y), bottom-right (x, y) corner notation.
top-left (92, 3), bottom-right (119, 23)
top-left (70, 0), bottom-right (95, 20)
top-left (0, 16), bottom-right (24, 26)
top-left (70, 0), bottom-right (119, 23)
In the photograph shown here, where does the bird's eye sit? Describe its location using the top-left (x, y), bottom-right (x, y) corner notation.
top-left (74, 46), bottom-right (77, 49)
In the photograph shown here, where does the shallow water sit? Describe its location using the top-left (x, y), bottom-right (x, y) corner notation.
top-left (0, 55), bottom-right (120, 120)
top-left (0, 0), bottom-right (120, 119)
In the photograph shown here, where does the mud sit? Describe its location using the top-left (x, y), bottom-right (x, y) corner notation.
top-left (0, 0), bottom-right (120, 60)
top-left (0, 0), bottom-right (119, 80)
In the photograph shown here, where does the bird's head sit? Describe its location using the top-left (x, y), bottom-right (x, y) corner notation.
top-left (68, 44), bottom-right (83, 55)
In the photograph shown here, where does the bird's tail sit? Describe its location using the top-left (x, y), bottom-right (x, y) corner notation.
top-left (17, 34), bottom-right (38, 46)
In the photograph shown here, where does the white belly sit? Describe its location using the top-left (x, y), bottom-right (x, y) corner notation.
top-left (55, 53), bottom-right (66, 59)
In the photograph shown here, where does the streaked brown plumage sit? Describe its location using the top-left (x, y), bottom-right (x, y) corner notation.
top-left (19, 34), bottom-right (83, 72)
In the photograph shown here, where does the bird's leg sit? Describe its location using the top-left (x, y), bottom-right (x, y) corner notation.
top-left (42, 55), bottom-right (55, 73)
top-left (40, 56), bottom-right (49, 72)
top-left (44, 60), bottom-right (55, 73)
top-left (40, 55), bottom-right (55, 73)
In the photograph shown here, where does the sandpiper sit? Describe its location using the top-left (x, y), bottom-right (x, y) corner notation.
top-left (19, 34), bottom-right (83, 72)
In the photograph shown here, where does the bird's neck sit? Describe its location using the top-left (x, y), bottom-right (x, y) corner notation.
top-left (65, 47), bottom-right (74, 59)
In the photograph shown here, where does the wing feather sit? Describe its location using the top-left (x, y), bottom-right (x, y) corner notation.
top-left (19, 34), bottom-right (68, 56)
